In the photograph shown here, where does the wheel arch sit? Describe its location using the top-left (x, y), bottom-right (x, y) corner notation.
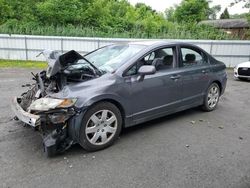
top-left (68, 98), bottom-right (126, 143)
top-left (211, 80), bottom-right (222, 95)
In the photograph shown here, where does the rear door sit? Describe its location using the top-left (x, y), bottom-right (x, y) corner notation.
top-left (177, 45), bottom-right (212, 105)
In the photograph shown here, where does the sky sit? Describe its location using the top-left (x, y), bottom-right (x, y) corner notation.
top-left (128, 0), bottom-right (249, 16)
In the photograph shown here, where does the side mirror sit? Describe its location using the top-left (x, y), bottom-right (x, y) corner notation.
top-left (137, 65), bottom-right (156, 81)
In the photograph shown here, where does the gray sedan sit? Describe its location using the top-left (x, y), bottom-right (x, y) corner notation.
top-left (12, 41), bottom-right (227, 156)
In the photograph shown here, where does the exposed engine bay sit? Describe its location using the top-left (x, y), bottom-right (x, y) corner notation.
top-left (15, 50), bottom-right (101, 157)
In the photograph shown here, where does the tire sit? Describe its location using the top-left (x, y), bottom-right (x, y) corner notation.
top-left (202, 83), bottom-right (220, 112)
top-left (79, 102), bottom-right (122, 152)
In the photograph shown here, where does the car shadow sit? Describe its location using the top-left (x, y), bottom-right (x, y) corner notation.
top-left (121, 107), bottom-right (202, 135)
top-left (65, 107), bottom-right (203, 157)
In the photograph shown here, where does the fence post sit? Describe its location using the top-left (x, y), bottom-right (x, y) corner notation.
top-left (209, 41), bottom-right (213, 55)
top-left (61, 38), bottom-right (64, 53)
top-left (97, 39), bottom-right (100, 48)
top-left (24, 36), bottom-right (28, 60)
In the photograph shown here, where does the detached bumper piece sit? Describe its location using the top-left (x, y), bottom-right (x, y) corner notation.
top-left (11, 97), bottom-right (40, 127)
top-left (43, 128), bottom-right (73, 157)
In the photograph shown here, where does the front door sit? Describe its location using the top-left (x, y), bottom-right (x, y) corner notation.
top-left (124, 46), bottom-right (183, 124)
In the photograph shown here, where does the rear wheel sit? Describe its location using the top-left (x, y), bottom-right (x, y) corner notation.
top-left (79, 102), bottom-right (122, 151)
top-left (202, 83), bottom-right (220, 111)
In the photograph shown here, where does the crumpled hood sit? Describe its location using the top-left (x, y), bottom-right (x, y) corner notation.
top-left (48, 73), bottom-right (117, 108)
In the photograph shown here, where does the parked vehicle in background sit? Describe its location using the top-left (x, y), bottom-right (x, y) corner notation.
top-left (11, 41), bottom-right (227, 157)
top-left (234, 61), bottom-right (250, 81)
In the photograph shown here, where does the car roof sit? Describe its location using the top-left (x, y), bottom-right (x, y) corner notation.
top-left (129, 40), bottom-right (175, 46)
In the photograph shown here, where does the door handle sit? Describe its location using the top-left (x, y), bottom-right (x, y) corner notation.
top-left (202, 70), bottom-right (209, 74)
top-left (170, 75), bottom-right (181, 80)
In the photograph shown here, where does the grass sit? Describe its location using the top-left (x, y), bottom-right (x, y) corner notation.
top-left (0, 59), bottom-right (47, 68)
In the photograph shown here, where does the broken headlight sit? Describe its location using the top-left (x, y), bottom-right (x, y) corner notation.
top-left (29, 98), bottom-right (77, 111)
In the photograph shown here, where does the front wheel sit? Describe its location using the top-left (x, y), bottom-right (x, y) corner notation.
top-left (202, 83), bottom-right (220, 111)
top-left (79, 102), bottom-right (122, 151)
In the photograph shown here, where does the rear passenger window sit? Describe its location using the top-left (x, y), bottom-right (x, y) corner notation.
top-left (181, 47), bottom-right (207, 67)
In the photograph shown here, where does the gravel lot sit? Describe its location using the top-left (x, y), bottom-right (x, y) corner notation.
top-left (0, 68), bottom-right (250, 188)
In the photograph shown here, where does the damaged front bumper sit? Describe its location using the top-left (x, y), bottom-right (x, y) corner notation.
top-left (11, 97), bottom-right (40, 127)
top-left (11, 97), bottom-right (76, 157)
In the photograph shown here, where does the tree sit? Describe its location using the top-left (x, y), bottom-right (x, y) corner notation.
top-left (37, 0), bottom-right (84, 25)
top-left (0, 0), bottom-right (13, 24)
top-left (208, 5), bottom-right (221, 19)
top-left (174, 0), bottom-right (210, 23)
top-left (230, 0), bottom-right (250, 9)
top-left (4, 0), bottom-right (42, 22)
top-left (230, 0), bottom-right (250, 23)
top-left (164, 7), bottom-right (176, 22)
top-left (135, 3), bottom-right (156, 14)
top-left (230, 13), bottom-right (249, 19)
top-left (220, 8), bottom-right (230, 19)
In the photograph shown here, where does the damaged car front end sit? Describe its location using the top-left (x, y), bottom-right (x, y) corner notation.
top-left (11, 50), bottom-right (101, 157)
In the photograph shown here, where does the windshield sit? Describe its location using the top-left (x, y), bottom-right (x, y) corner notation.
top-left (84, 44), bottom-right (145, 73)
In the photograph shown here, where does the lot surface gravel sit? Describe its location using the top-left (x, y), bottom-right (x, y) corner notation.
top-left (0, 68), bottom-right (250, 188)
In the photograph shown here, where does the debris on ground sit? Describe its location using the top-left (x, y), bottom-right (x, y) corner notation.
top-left (199, 119), bottom-right (204, 122)
top-left (92, 156), bottom-right (95, 159)
top-left (232, 123), bottom-right (237, 128)
top-left (186, 145), bottom-right (190, 148)
top-left (190, 121), bottom-right (196, 124)
top-left (8, 130), bottom-right (16, 133)
top-left (218, 126), bottom-right (224, 129)
top-left (69, 165), bottom-right (73, 168)
top-left (239, 136), bottom-right (243, 140)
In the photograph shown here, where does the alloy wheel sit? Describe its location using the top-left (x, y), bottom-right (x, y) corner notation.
top-left (207, 85), bottom-right (219, 109)
top-left (85, 110), bottom-right (118, 145)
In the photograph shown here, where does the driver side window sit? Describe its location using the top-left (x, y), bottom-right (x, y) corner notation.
top-left (144, 52), bottom-right (155, 64)
top-left (125, 47), bottom-right (175, 76)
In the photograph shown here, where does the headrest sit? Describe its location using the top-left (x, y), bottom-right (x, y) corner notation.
top-left (152, 58), bottom-right (163, 70)
top-left (152, 58), bottom-right (163, 66)
top-left (185, 54), bottom-right (196, 62)
top-left (164, 55), bottom-right (173, 65)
